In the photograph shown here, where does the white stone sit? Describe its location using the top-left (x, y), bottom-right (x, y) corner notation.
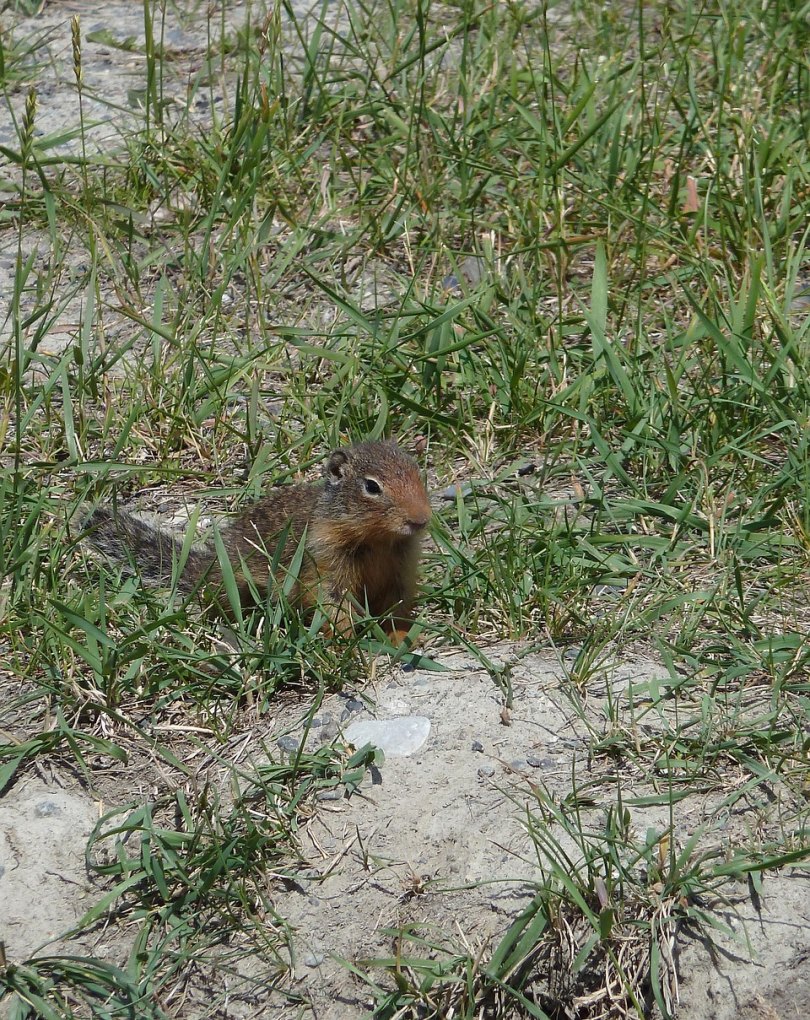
top-left (344, 716), bottom-right (431, 757)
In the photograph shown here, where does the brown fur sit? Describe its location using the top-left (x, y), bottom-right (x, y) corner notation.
top-left (83, 440), bottom-right (432, 642)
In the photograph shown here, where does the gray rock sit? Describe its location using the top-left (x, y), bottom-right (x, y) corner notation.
top-left (441, 256), bottom-right (486, 292)
top-left (340, 698), bottom-right (365, 721)
top-left (439, 482), bottom-right (473, 501)
top-left (320, 720), bottom-right (339, 740)
top-left (34, 800), bottom-right (61, 818)
top-left (471, 740), bottom-right (484, 753)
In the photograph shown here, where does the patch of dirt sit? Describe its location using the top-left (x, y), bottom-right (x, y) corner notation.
top-left (0, 0), bottom-right (323, 360)
top-left (253, 649), bottom-right (810, 1018)
top-left (0, 775), bottom-right (101, 959)
top-left (2, 646), bottom-right (807, 1018)
top-left (0, 0), bottom-right (257, 156)
top-left (676, 876), bottom-right (810, 1020)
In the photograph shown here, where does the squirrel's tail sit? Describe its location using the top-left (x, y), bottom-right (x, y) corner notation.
top-left (82, 507), bottom-right (213, 593)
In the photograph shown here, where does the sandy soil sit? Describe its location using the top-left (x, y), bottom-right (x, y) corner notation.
top-left (2, 645), bottom-right (808, 1017)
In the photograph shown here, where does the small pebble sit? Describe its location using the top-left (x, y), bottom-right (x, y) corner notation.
top-left (442, 256), bottom-right (486, 292)
top-left (471, 740), bottom-right (484, 753)
top-left (320, 721), bottom-right (339, 740)
top-left (277, 735), bottom-right (300, 754)
top-left (477, 765), bottom-right (496, 779)
top-left (439, 482), bottom-right (473, 501)
top-left (340, 698), bottom-right (365, 720)
top-left (526, 756), bottom-right (554, 769)
top-left (303, 953), bottom-right (324, 968)
top-left (34, 800), bottom-right (61, 818)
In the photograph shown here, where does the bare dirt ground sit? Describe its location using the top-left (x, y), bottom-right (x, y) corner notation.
top-left (2, 645), bottom-right (808, 1018)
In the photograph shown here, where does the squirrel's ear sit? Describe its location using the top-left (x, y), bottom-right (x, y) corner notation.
top-left (325, 449), bottom-right (349, 484)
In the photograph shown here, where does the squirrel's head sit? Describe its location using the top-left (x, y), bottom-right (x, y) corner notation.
top-left (324, 441), bottom-right (432, 541)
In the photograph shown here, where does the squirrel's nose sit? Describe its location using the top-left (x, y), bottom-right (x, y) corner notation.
top-left (407, 509), bottom-right (431, 531)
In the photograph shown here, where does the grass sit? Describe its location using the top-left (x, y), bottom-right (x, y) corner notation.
top-left (1, 0), bottom-right (809, 1016)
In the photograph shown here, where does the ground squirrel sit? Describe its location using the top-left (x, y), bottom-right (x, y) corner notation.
top-left (83, 440), bottom-right (432, 642)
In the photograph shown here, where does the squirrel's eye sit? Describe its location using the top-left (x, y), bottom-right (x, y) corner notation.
top-left (363, 478), bottom-right (382, 496)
